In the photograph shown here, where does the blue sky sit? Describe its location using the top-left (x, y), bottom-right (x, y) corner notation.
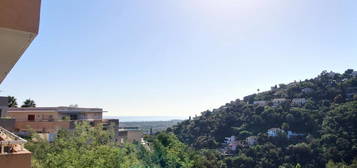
top-left (1, 0), bottom-right (357, 117)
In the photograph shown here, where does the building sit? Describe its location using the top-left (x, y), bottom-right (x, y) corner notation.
top-left (7, 107), bottom-right (105, 133)
top-left (291, 98), bottom-right (306, 106)
top-left (0, 97), bottom-right (9, 118)
top-left (8, 107), bottom-right (103, 122)
top-left (253, 101), bottom-right (267, 106)
top-left (118, 127), bottom-right (144, 144)
top-left (272, 98), bottom-right (287, 106)
top-left (267, 128), bottom-right (285, 137)
top-left (224, 136), bottom-right (236, 144)
top-left (287, 131), bottom-right (304, 139)
top-left (0, 127), bottom-right (31, 168)
top-left (301, 88), bottom-right (314, 94)
top-left (246, 136), bottom-right (257, 146)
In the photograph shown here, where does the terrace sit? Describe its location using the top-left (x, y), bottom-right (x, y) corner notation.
top-left (0, 126), bottom-right (27, 154)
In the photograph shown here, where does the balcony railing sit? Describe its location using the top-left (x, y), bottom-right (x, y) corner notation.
top-left (0, 126), bottom-right (27, 154)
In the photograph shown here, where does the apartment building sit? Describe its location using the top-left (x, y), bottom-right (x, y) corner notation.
top-left (8, 107), bottom-right (103, 122)
top-left (7, 107), bottom-right (105, 133)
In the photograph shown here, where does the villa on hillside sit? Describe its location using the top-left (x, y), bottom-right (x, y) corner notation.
top-left (291, 98), bottom-right (307, 107)
top-left (118, 127), bottom-right (145, 144)
top-left (253, 101), bottom-right (268, 106)
top-left (287, 131), bottom-right (304, 139)
top-left (272, 98), bottom-right (287, 106)
top-left (302, 88), bottom-right (314, 94)
top-left (267, 128), bottom-right (284, 137)
top-left (246, 136), bottom-right (257, 146)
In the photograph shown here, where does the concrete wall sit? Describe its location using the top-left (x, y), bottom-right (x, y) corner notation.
top-left (118, 130), bottom-right (144, 143)
top-left (0, 97), bottom-right (8, 118)
top-left (0, 118), bottom-right (15, 131)
top-left (8, 111), bottom-right (102, 121)
top-left (0, 150), bottom-right (31, 168)
top-left (15, 121), bottom-right (71, 133)
top-left (85, 112), bottom-right (102, 120)
top-left (8, 111), bottom-right (60, 121)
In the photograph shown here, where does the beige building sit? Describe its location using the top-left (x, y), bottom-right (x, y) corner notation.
top-left (7, 107), bottom-right (104, 133)
top-left (8, 107), bottom-right (103, 122)
top-left (118, 127), bottom-right (145, 144)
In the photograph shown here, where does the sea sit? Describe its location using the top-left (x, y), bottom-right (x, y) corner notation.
top-left (103, 116), bottom-right (188, 122)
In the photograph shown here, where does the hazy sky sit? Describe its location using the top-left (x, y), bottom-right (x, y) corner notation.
top-left (1, 0), bottom-right (357, 117)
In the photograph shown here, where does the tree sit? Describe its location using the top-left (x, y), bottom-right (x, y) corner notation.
top-left (8, 96), bottom-right (18, 108)
top-left (152, 132), bottom-right (194, 168)
top-left (27, 122), bottom-right (143, 168)
top-left (22, 99), bottom-right (36, 107)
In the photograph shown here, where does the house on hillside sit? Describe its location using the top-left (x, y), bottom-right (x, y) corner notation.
top-left (291, 98), bottom-right (306, 107)
top-left (351, 71), bottom-right (357, 77)
top-left (272, 98), bottom-right (287, 106)
top-left (222, 136), bottom-right (239, 152)
top-left (246, 136), bottom-right (257, 146)
top-left (267, 128), bottom-right (285, 137)
top-left (302, 88), bottom-right (314, 94)
top-left (287, 131), bottom-right (304, 139)
top-left (224, 136), bottom-right (236, 144)
top-left (253, 101), bottom-right (267, 106)
top-left (118, 127), bottom-right (145, 144)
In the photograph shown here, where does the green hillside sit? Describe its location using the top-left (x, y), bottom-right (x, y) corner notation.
top-left (171, 69), bottom-right (357, 168)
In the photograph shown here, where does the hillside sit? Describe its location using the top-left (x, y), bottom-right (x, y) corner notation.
top-left (170, 69), bottom-right (357, 167)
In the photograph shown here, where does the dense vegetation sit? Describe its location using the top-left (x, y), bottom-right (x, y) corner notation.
top-left (171, 69), bottom-right (357, 167)
top-left (26, 69), bottom-right (357, 167)
top-left (27, 122), bottom-right (220, 168)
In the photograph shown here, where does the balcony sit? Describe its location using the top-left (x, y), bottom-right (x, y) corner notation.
top-left (0, 127), bottom-right (31, 168)
top-left (0, 0), bottom-right (41, 84)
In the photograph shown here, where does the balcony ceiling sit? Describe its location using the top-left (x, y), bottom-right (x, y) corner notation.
top-left (0, 0), bottom-right (41, 84)
top-left (0, 28), bottom-right (36, 83)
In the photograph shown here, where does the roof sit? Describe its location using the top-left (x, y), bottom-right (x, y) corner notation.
top-left (8, 107), bottom-right (103, 113)
top-left (268, 128), bottom-right (283, 131)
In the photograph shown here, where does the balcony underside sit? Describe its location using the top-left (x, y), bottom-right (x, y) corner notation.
top-left (0, 0), bottom-right (41, 84)
top-left (0, 28), bottom-right (36, 83)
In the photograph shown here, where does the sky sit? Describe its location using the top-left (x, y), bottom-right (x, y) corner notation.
top-left (1, 0), bottom-right (357, 117)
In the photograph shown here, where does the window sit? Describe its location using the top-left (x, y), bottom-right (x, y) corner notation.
top-left (70, 114), bottom-right (78, 120)
top-left (49, 115), bottom-right (54, 121)
top-left (0, 109), bottom-right (2, 117)
top-left (28, 115), bottom-right (35, 121)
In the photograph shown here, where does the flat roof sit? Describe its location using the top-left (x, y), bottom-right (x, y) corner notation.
top-left (8, 107), bottom-right (103, 113)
